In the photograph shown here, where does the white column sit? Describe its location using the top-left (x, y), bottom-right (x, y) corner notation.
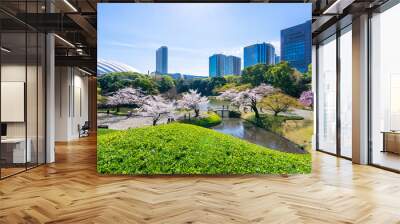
top-left (352, 14), bottom-right (369, 164)
top-left (312, 45), bottom-right (317, 151)
top-left (46, 33), bottom-right (55, 163)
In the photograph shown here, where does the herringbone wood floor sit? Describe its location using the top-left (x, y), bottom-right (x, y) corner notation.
top-left (1, 135), bottom-right (400, 224)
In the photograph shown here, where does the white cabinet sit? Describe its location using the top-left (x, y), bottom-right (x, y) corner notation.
top-left (1, 138), bottom-right (32, 163)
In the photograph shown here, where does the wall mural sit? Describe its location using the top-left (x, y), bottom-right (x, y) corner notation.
top-left (97, 3), bottom-right (313, 174)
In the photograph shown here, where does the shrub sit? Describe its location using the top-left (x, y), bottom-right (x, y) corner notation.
top-left (229, 110), bottom-right (241, 118)
top-left (261, 92), bottom-right (299, 116)
top-left (214, 83), bottom-right (252, 93)
top-left (181, 112), bottom-right (222, 128)
top-left (97, 123), bottom-right (311, 174)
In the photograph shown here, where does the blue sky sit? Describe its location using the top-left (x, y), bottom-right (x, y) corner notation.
top-left (98, 3), bottom-right (311, 76)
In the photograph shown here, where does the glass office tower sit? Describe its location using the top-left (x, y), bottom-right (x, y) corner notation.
top-left (209, 54), bottom-right (241, 77)
top-left (225, 56), bottom-right (241, 75)
top-left (156, 46), bottom-right (168, 74)
top-left (281, 20), bottom-right (311, 73)
top-left (275, 55), bottom-right (280, 63)
top-left (243, 43), bottom-right (275, 68)
top-left (209, 54), bottom-right (226, 77)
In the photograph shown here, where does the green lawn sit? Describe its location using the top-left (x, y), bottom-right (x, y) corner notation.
top-left (97, 123), bottom-right (311, 175)
top-left (97, 128), bottom-right (117, 136)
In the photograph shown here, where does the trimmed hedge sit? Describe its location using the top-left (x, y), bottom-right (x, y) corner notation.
top-left (97, 123), bottom-right (311, 175)
top-left (181, 112), bottom-right (222, 128)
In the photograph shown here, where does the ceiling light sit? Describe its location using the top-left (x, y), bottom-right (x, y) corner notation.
top-left (1, 47), bottom-right (11, 53)
top-left (54, 34), bottom-right (75, 48)
top-left (78, 68), bottom-right (92, 76)
top-left (323, 0), bottom-right (355, 15)
top-left (63, 0), bottom-right (78, 12)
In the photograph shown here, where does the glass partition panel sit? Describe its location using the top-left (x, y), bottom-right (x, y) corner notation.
top-left (317, 35), bottom-right (337, 154)
top-left (370, 3), bottom-right (400, 171)
top-left (1, 31), bottom-right (27, 177)
top-left (38, 32), bottom-right (45, 165)
top-left (339, 26), bottom-right (352, 158)
top-left (0, 1), bottom-right (46, 179)
top-left (27, 31), bottom-right (38, 169)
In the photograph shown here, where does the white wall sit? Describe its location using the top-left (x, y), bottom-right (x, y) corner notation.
top-left (1, 64), bottom-right (26, 139)
top-left (55, 67), bottom-right (89, 141)
top-left (55, 66), bottom-right (70, 141)
top-left (1, 63), bottom-right (46, 164)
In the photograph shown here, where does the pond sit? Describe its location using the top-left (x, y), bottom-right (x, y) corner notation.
top-left (211, 118), bottom-right (306, 154)
top-left (206, 99), bottom-right (306, 154)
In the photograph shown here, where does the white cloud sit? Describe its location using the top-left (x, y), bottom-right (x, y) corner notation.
top-left (270, 40), bottom-right (281, 55)
top-left (221, 47), bottom-right (243, 58)
top-left (108, 41), bottom-right (211, 56)
top-left (107, 41), bottom-right (159, 50)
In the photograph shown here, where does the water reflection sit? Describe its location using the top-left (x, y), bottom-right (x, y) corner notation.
top-left (212, 118), bottom-right (306, 154)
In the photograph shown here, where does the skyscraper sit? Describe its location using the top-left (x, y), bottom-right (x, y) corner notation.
top-left (243, 42), bottom-right (275, 68)
top-left (225, 56), bottom-right (241, 75)
top-left (280, 20), bottom-right (311, 73)
top-left (209, 54), bottom-right (226, 77)
top-left (275, 54), bottom-right (281, 64)
top-left (209, 54), bottom-right (241, 77)
top-left (156, 46), bottom-right (168, 74)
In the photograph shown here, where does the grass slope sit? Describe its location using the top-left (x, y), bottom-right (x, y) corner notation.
top-left (97, 123), bottom-right (311, 175)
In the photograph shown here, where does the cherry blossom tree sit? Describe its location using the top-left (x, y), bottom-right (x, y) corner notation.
top-left (140, 95), bottom-right (176, 126)
top-left (177, 89), bottom-right (209, 117)
top-left (216, 89), bottom-right (239, 102)
top-left (217, 84), bottom-right (276, 120)
top-left (107, 87), bottom-right (144, 112)
top-left (299, 90), bottom-right (313, 109)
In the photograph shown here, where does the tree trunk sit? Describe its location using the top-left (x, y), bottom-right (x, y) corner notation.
top-left (153, 114), bottom-right (161, 126)
top-left (253, 105), bottom-right (260, 120)
top-left (194, 109), bottom-right (200, 117)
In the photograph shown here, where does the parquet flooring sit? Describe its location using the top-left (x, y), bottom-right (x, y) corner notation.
top-left (1, 135), bottom-right (400, 223)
